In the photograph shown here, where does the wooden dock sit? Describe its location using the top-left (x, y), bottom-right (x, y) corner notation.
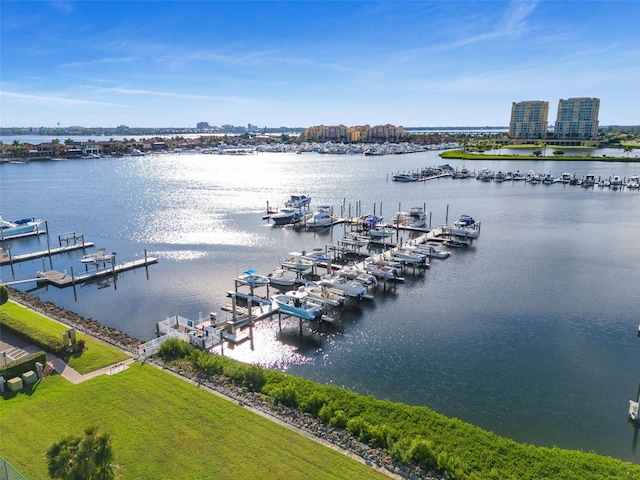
top-left (0, 243), bottom-right (95, 266)
top-left (36, 257), bottom-right (158, 287)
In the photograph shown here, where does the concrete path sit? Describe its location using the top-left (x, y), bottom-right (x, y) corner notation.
top-left (19, 344), bottom-right (136, 384)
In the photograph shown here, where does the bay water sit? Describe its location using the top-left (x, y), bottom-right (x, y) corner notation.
top-left (2, 150), bottom-right (640, 462)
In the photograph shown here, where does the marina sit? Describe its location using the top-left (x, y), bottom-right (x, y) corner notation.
top-left (2, 150), bottom-right (640, 463)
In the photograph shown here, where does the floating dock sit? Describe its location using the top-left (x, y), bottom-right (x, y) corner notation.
top-left (0, 242), bottom-right (95, 266)
top-left (36, 256), bottom-right (158, 287)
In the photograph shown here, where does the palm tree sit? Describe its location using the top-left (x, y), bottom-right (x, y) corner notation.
top-left (623, 145), bottom-right (634, 157)
top-left (46, 426), bottom-right (117, 479)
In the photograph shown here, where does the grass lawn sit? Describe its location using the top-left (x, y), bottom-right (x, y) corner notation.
top-left (0, 363), bottom-right (388, 480)
top-left (1, 301), bottom-right (130, 374)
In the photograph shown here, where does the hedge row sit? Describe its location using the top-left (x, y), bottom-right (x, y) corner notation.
top-left (0, 311), bottom-right (65, 356)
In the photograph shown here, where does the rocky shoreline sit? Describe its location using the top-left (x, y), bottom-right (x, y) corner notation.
top-left (7, 287), bottom-right (444, 480)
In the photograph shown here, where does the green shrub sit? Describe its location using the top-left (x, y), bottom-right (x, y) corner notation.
top-left (300, 390), bottom-right (329, 416)
top-left (328, 410), bottom-right (348, 429)
top-left (346, 416), bottom-right (371, 442)
top-left (269, 385), bottom-right (298, 408)
top-left (157, 338), bottom-right (194, 362)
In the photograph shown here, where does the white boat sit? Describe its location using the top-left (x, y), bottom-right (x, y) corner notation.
top-left (559, 172), bottom-right (573, 184)
top-left (335, 266), bottom-right (378, 287)
top-left (281, 255), bottom-right (315, 272)
top-left (302, 283), bottom-right (345, 307)
top-left (368, 225), bottom-right (396, 238)
top-left (630, 399), bottom-right (639, 423)
top-left (298, 249), bottom-right (332, 263)
top-left (582, 174), bottom-right (596, 187)
top-left (442, 215), bottom-right (479, 239)
top-left (626, 175), bottom-right (640, 189)
top-left (129, 148), bottom-right (145, 156)
top-left (392, 173), bottom-right (416, 182)
top-left (318, 276), bottom-right (366, 298)
top-left (0, 214), bottom-right (46, 239)
top-left (267, 269), bottom-right (304, 291)
top-left (610, 175), bottom-right (623, 188)
top-left (273, 290), bottom-right (324, 321)
top-left (392, 248), bottom-right (427, 264)
top-left (235, 269), bottom-right (270, 288)
top-left (305, 205), bottom-right (333, 228)
top-left (285, 194), bottom-right (311, 208)
top-left (407, 207), bottom-right (427, 228)
top-left (271, 208), bottom-right (306, 226)
top-left (405, 244), bottom-right (450, 259)
top-left (363, 261), bottom-right (404, 281)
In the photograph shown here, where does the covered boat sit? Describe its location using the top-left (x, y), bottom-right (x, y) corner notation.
top-left (0, 214), bottom-right (46, 239)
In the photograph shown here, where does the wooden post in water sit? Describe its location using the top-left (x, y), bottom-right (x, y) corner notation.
top-left (446, 204), bottom-right (449, 225)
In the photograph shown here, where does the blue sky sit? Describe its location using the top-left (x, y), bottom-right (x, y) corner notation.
top-left (1, 1), bottom-right (639, 128)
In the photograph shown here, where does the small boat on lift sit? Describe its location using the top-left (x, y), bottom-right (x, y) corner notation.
top-left (0, 214), bottom-right (46, 239)
top-left (267, 269), bottom-right (304, 291)
top-left (281, 254), bottom-right (315, 272)
top-left (235, 269), bottom-right (270, 288)
top-left (272, 290), bottom-right (324, 321)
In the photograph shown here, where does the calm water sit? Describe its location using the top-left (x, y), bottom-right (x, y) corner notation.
top-left (2, 152), bottom-right (640, 462)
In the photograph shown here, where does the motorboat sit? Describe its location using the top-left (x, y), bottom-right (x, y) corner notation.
top-left (542, 173), bottom-right (554, 185)
top-left (298, 249), bottom-right (332, 263)
top-left (392, 173), bottom-right (416, 182)
top-left (129, 148), bottom-right (145, 156)
top-left (363, 261), bottom-right (404, 281)
top-left (305, 205), bottom-right (333, 228)
top-left (392, 248), bottom-right (427, 265)
top-left (267, 269), bottom-right (304, 291)
top-left (271, 208), bottom-right (305, 226)
top-left (559, 172), bottom-right (573, 184)
top-left (441, 215), bottom-right (479, 239)
top-left (0, 214), bottom-right (46, 239)
top-left (285, 194), bottom-right (311, 208)
top-left (235, 269), bottom-right (270, 288)
top-left (405, 243), bottom-right (450, 259)
top-left (360, 214), bottom-right (384, 230)
top-left (272, 290), bottom-right (324, 321)
top-left (301, 283), bottom-right (345, 308)
top-left (334, 266), bottom-right (378, 287)
top-left (368, 225), bottom-right (396, 238)
top-left (443, 238), bottom-right (471, 248)
top-left (610, 175), bottom-right (623, 188)
top-left (391, 211), bottom-right (409, 226)
top-left (318, 276), bottom-right (366, 298)
top-left (582, 174), bottom-right (596, 187)
top-left (626, 175), bottom-right (640, 189)
top-left (407, 206), bottom-right (427, 228)
top-left (281, 255), bottom-right (315, 272)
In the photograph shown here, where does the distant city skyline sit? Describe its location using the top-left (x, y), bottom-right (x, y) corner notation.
top-left (1, 1), bottom-right (639, 128)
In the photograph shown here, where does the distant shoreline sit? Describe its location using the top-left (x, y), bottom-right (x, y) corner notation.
top-left (440, 149), bottom-right (640, 162)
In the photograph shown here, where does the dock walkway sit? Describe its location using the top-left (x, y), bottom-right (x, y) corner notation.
top-left (36, 257), bottom-right (158, 287)
top-left (0, 243), bottom-right (95, 266)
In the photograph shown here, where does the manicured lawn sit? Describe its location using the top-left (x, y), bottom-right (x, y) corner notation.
top-left (0, 301), bottom-right (130, 374)
top-left (0, 363), bottom-right (387, 480)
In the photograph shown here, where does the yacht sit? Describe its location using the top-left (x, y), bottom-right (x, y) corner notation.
top-left (0, 214), bottom-right (46, 239)
top-left (305, 205), bottom-right (333, 228)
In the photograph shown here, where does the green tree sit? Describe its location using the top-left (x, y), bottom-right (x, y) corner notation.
top-left (532, 150), bottom-right (542, 157)
top-left (624, 145), bottom-right (634, 157)
top-left (0, 284), bottom-right (8, 305)
top-left (64, 138), bottom-right (74, 145)
top-left (552, 150), bottom-right (565, 156)
top-left (46, 426), bottom-right (117, 480)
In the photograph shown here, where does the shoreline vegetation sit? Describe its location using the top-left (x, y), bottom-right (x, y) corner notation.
top-left (440, 149), bottom-right (640, 162)
top-left (3, 288), bottom-right (640, 479)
